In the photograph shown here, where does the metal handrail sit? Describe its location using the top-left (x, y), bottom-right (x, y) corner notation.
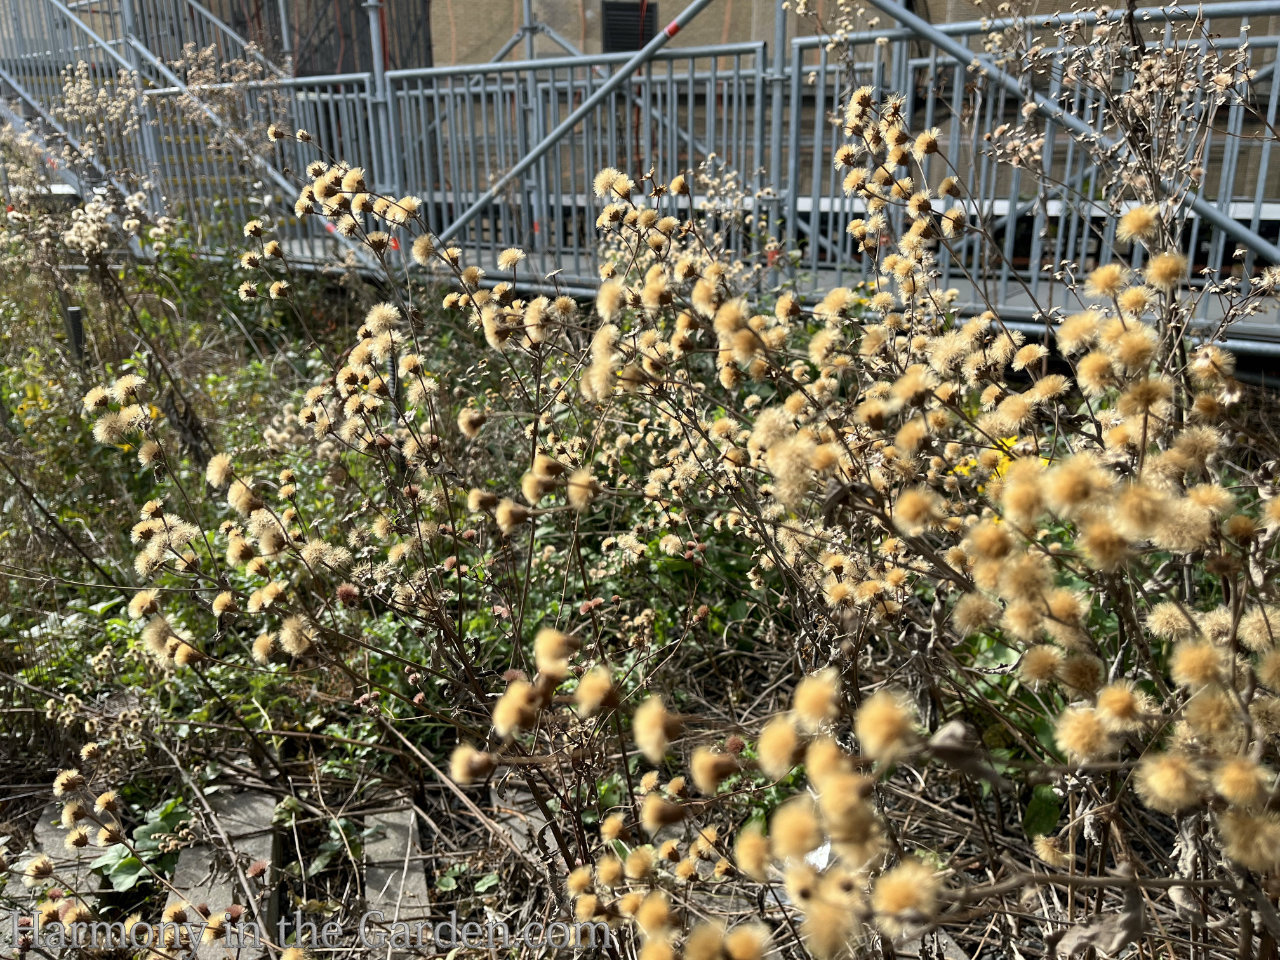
top-left (789, 0), bottom-right (1280, 49)
top-left (141, 72), bottom-right (373, 97)
top-left (381, 41), bottom-right (768, 82)
top-left (176, 0), bottom-right (286, 77)
top-left (6, 0), bottom-right (1280, 344)
top-left (121, 34), bottom-right (377, 267)
top-left (38, 0), bottom-right (139, 74)
top-left (435, 0), bottom-right (719, 243)
top-left (860, 0), bottom-right (1280, 265)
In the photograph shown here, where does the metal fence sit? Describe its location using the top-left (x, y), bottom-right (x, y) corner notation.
top-left (4, 0), bottom-right (1280, 344)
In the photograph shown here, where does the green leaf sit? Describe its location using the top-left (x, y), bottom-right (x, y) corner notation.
top-left (474, 873), bottom-right (499, 892)
top-left (1023, 784), bottom-right (1061, 838)
top-left (305, 848), bottom-right (336, 879)
top-left (90, 845), bottom-right (131, 871)
top-left (435, 874), bottom-right (458, 891)
top-left (106, 855), bottom-right (147, 891)
top-left (132, 820), bottom-right (170, 854)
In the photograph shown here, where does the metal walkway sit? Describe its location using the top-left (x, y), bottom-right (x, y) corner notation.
top-left (4, 0), bottom-right (1280, 347)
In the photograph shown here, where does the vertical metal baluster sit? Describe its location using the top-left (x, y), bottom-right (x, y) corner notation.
top-left (665, 55), bottom-right (675, 182)
top-left (462, 74), bottom-right (483, 257)
top-left (1245, 39), bottom-right (1280, 279)
top-left (808, 44), bottom-right (827, 281)
top-left (1209, 26), bottom-right (1247, 307)
top-left (476, 65), bottom-right (493, 252)
top-left (606, 59), bottom-right (619, 179)
top-left (751, 46), bottom-right (765, 273)
top-left (565, 63), bottom-right (581, 281)
top-left (547, 64), bottom-right (560, 264)
top-left (620, 59), bottom-right (635, 176)
top-left (640, 57), bottom-right (652, 184)
top-left (1026, 35), bottom-right (1063, 306)
top-left (1059, 78), bottom-right (1085, 294)
top-left (428, 74), bottom-right (448, 243)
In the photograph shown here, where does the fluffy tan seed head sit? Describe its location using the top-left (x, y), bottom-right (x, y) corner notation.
top-left (871, 859), bottom-right (939, 936)
top-left (854, 690), bottom-right (916, 761)
top-left (1136, 752), bottom-right (1203, 813)
top-left (793, 668), bottom-right (840, 733)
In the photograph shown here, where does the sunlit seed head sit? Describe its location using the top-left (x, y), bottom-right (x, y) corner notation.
top-left (870, 858), bottom-right (939, 936)
top-left (912, 127), bottom-right (941, 160)
top-left (53, 768), bottom-right (85, 796)
top-left (1096, 682), bottom-right (1150, 732)
top-left (251, 632), bottom-right (275, 664)
top-left (1145, 250), bottom-right (1187, 290)
top-left (855, 689), bottom-right (916, 761)
top-left (1055, 310), bottom-right (1100, 355)
top-left (1214, 757), bottom-right (1271, 809)
top-left (792, 668), bottom-right (839, 733)
top-left (593, 167), bottom-right (623, 198)
top-left (1170, 640), bottom-right (1221, 688)
top-left (205, 453), bottom-right (233, 489)
top-left (448, 743), bottom-right (496, 784)
top-left (1018, 645), bottom-right (1061, 686)
top-left (1136, 752), bottom-right (1203, 813)
top-left (691, 747), bottom-right (740, 795)
top-left (340, 167), bottom-right (366, 193)
top-left (1054, 706), bottom-right (1112, 762)
top-left (1117, 285), bottom-right (1153, 316)
top-left (1085, 262), bottom-right (1128, 297)
top-left (770, 796), bottom-right (822, 861)
top-left (634, 696), bottom-right (681, 763)
top-left (1220, 811), bottom-right (1280, 872)
top-left (565, 665), bottom-right (613, 718)
top-left (1117, 204), bottom-right (1160, 243)
top-left (457, 407), bottom-right (486, 439)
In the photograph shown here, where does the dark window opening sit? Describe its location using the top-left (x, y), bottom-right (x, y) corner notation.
top-left (602, 1), bottom-right (658, 52)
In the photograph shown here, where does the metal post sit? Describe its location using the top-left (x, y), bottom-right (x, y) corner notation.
top-left (436, 0), bottom-right (717, 244)
top-left (276, 0), bottom-right (292, 57)
top-left (521, 0), bottom-right (543, 253)
top-left (118, 0), bottom-right (162, 206)
top-left (63, 305), bottom-right (85, 365)
top-left (860, 0), bottom-right (1280, 267)
top-left (365, 0), bottom-right (393, 191)
top-left (119, 0), bottom-right (139, 50)
top-left (782, 41), bottom-right (801, 259)
top-left (768, 1), bottom-right (786, 275)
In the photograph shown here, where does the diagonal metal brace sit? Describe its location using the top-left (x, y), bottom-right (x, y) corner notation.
top-left (435, 0), bottom-right (717, 244)
top-left (861, 0), bottom-right (1280, 266)
top-left (122, 34), bottom-right (379, 269)
top-left (34, 0), bottom-right (375, 268)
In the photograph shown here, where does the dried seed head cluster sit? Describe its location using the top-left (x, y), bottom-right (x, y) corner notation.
top-left (37, 10), bottom-right (1280, 958)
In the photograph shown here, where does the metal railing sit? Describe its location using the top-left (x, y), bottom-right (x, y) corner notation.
top-left (122, 0), bottom-right (287, 79)
top-left (4, 0), bottom-right (1280, 345)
